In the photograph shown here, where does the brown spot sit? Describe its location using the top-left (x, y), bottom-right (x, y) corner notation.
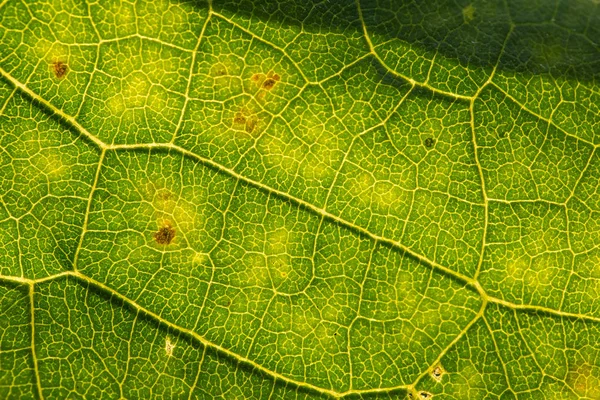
top-left (419, 391), bottom-right (433, 399)
top-left (233, 108), bottom-right (259, 134)
top-left (262, 78), bottom-right (277, 90)
top-left (234, 112), bottom-right (246, 125)
top-left (52, 61), bottom-right (68, 79)
top-left (424, 137), bottom-right (435, 148)
top-left (272, 73), bottom-right (280, 82)
top-left (251, 74), bottom-right (260, 82)
top-left (154, 224), bottom-right (175, 245)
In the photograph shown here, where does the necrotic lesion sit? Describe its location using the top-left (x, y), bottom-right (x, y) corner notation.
top-left (154, 224), bottom-right (175, 245)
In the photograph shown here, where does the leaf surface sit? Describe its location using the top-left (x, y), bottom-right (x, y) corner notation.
top-left (1, 0), bottom-right (600, 398)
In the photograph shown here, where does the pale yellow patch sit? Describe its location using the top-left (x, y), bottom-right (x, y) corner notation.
top-left (293, 312), bottom-right (318, 337)
top-left (242, 253), bottom-right (271, 288)
top-left (349, 171), bottom-right (410, 214)
top-left (313, 323), bottom-right (341, 352)
top-left (266, 228), bottom-right (289, 254)
top-left (212, 58), bottom-right (244, 92)
top-left (116, 3), bottom-right (136, 26)
top-left (121, 73), bottom-right (151, 108)
top-left (506, 256), bottom-right (529, 280)
top-left (107, 94), bottom-right (126, 114)
top-left (462, 5), bottom-right (475, 24)
top-left (35, 150), bottom-right (66, 177)
top-left (192, 252), bottom-right (208, 266)
top-left (525, 254), bottom-right (557, 294)
top-left (395, 270), bottom-right (420, 315)
top-left (261, 113), bottom-right (337, 182)
top-left (267, 254), bottom-right (292, 289)
top-left (36, 40), bottom-right (67, 63)
top-left (350, 171), bottom-right (375, 198)
top-left (568, 362), bottom-right (600, 399)
top-left (266, 228), bottom-right (293, 288)
top-left (584, 252), bottom-right (600, 280)
top-left (165, 337), bottom-right (175, 357)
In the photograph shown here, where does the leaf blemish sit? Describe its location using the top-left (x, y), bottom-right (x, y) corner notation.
top-left (154, 223), bottom-right (176, 245)
top-left (52, 61), bottom-right (68, 79)
top-left (252, 71), bottom-right (281, 91)
top-left (165, 337), bottom-right (175, 356)
top-left (424, 137), bottom-right (436, 148)
top-left (233, 110), bottom-right (259, 134)
top-left (262, 73), bottom-right (280, 90)
top-left (462, 4), bottom-right (475, 24)
top-left (431, 364), bottom-right (445, 382)
top-left (419, 391), bottom-right (433, 399)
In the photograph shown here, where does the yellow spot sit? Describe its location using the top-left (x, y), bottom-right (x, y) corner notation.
top-left (506, 256), bottom-right (528, 280)
top-left (35, 150), bottom-right (66, 177)
top-left (462, 5), bottom-right (475, 24)
top-left (349, 171), bottom-right (411, 215)
top-left (567, 362), bottom-right (600, 399)
top-left (121, 73), bottom-right (151, 108)
top-left (349, 171), bottom-right (375, 199)
top-left (239, 253), bottom-right (270, 288)
top-left (193, 252), bottom-right (208, 266)
top-left (211, 57), bottom-right (243, 93)
top-left (266, 228), bottom-right (293, 289)
top-left (107, 94), bottom-right (126, 114)
top-left (165, 337), bottom-right (175, 357)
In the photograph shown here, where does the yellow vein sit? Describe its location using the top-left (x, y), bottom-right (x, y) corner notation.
top-left (170, 13), bottom-right (212, 144)
top-left (62, 271), bottom-right (345, 399)
top-left (29, 284), bottom-right (44, 400)
top-left (487, 295), bottom-right (600, 323)
top-left (72, 149), bottom-right (106, 271)
top-left (354, 0), bottom-right (473, 101)
top-left (211, 11), bottom-right (311, 85)
top-left (490, 81), bottom-right (597, 148)
top-left (108, 141), bottom-right (479, 291)
top-left (0, 67), bottom-right (107, 149)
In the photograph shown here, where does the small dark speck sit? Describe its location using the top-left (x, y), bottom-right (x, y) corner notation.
top-left (424, 137), bottom-right (435, 148)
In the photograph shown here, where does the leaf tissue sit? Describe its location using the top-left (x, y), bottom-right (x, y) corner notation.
top-left (1, 0), bottom-right (599, 398)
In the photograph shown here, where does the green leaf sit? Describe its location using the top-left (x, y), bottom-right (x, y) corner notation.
top-left (1, 0), bottom-right (599, 398)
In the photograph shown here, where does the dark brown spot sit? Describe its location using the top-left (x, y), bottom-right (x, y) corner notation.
top-left (272, 73), bottom-right (280, 82)
top-left (262, 78), bottom-right (277, 90)
top-left (233, 112), bottom-right (246, 125)
top-left (419, 391), bottom-right (433, 399)
top-left (53, 61), bottom-right (68, 79)
top-left (154, 224), bottom-right (175, 245)
top-left (424, 137), bottom-right (435, 148)
top-left (251, 73), bottom-right (260, 82)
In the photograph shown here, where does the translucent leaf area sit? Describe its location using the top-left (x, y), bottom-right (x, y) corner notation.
top-left (1, 0), bottom-right (599, 398)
